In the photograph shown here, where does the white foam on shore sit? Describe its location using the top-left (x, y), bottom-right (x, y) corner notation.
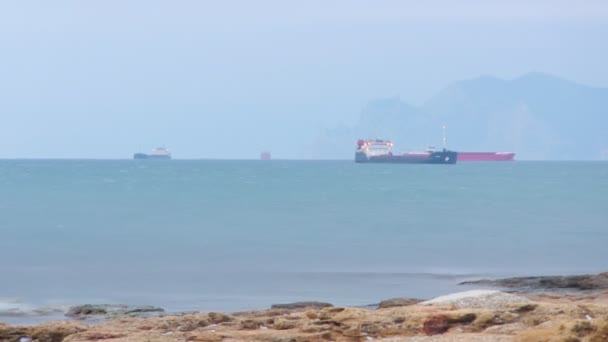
top-left (0, 298), bottom-right (66, 318)
top-left (420, 290), bottom-right (529, 309)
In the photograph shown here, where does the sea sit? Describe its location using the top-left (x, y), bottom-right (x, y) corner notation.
top-left (1, 160), bottom-right (607, 324)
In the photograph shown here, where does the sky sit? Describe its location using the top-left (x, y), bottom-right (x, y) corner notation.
top-left (1, 0), bottom-right (608, 159)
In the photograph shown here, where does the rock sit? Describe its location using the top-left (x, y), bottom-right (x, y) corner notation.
top-left (447, 313), bottom-right (477, 325)
top-left (176, 317), bottom-right (210, 332)
top-left (273, 318), bottom-right (299, 330)
top-left (187, 332), bottom-right (223, 342)
top-left (590, 318), bottom-right (608, 342)
top-left (207, 312), bottom-right (234, 324)
top-left (571, 320), bottom-right (595, 338)
top-left (239, 319), bottom-right (261, 330)
top-left (300, 323), bottom-right (331, 333)
top-left (305, 311), bottom-right (318, 319)
top-left (65, 305), bottom-right (106, 317)
top-left (483, 322), bottom-right (525, 335)
top-left (0, 323), bottom-right (26, 342)
top-left (270, 302), bottom-right (333, 310)
top-left (460, 272), bottom-right (608, 290)
top-left (0, 321), bottom-right (87, 342)
top-left (421, 313), bottom-right (477, 336)
top-left (420, 290), bottom-right (530, 309)
top-left (472, 311), bottom-right (519, 330)
top-left (511, 304), bottom-right (538, 313)
top-left (393, 316), bottom-right (405, 324)
top-left (378, 298), bottom-right (422, 309)
top-left (4, 287), bottom-right (608, 342)
top-left (422, 315), bottom-right (449, 335)
top-left (79, 332), bottom-right (127, 340)
top-left (65, 304), bottom-right (164, 318)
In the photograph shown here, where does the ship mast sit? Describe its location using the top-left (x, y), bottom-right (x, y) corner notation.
top-left (442, 125), bottom-right (447, 150)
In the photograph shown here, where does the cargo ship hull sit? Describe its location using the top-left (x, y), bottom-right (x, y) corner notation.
top-left (133, 153), bottom-right (171, 160)
top-left (355, 150), bottom-right (457, 164)
top-left (458, 152), bottom-right (515, 161)
top-left (133, 148), bottom-right (172, 160)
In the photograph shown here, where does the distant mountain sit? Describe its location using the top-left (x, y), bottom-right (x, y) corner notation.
top-left (313, 73), bottom-right (608, 160)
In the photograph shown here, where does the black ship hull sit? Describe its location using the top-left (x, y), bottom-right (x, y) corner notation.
top-left (355, 150), bottom-right (457, 164)
top-left (133, 153), bottom-right (171, 160)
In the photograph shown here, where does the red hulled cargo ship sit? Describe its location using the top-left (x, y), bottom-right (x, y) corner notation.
top-left (457, 152), bottom-right (515, 161)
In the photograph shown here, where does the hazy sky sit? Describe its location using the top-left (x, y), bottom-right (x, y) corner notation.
top-left (1, 0), bottom-right (607, 158)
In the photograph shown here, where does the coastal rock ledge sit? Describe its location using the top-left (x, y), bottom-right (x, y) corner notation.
top-left (4, 284), bottom-right (608, 342)
top-left (460, 272), bottom-right (608, 290)
top-left (270, 301), bottom-right (333, 310)
top-left (65, 304), bottom-right (164, 319)
top-left (378, 297), bottom-right (422, 309)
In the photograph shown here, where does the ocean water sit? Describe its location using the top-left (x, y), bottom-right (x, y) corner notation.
top-left (0, 160), bottom-right (607, 323)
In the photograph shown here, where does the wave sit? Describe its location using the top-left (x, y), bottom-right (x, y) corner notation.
top-left (282, 271), bottom-right (493, 280)
top-left (0, 299), bottom-right (66, 317)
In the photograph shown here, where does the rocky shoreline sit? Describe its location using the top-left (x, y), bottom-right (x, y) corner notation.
top-left (460, 272), bottom-right (608, 291)
top-left (2, 273), bottom-right (608, 341)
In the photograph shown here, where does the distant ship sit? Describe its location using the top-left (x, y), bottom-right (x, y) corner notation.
top-left (133, 147), bottom-right (172, 160)
top-left (260, 152), bottom-right (271, 160)
top-left (355, 139), bottom-right (457, 164)
top-left (458, 152), bottom-right (515, 161)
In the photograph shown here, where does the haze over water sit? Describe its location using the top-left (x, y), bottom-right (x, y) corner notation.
top-left (1, 160), bottom-right (606, 322)
top-left (2, 1), bottom-right (608, 159)
top-left (2, 1), bottom-right (608, 328)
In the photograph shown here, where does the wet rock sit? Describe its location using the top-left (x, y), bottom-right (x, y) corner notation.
top-left (271, 302), bottom-right (333, 310)
top-left (377, 298), bottom-right (422, 309)
top-left (460, 272), bottom-right (608, 290)
top-left (65, 304), bottom-right (164, 318)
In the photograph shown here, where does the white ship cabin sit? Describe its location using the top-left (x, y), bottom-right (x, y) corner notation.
top-left (357, 139), bottom-right (393, 157)
top-left (151, 147), bottom-right (171, 156)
